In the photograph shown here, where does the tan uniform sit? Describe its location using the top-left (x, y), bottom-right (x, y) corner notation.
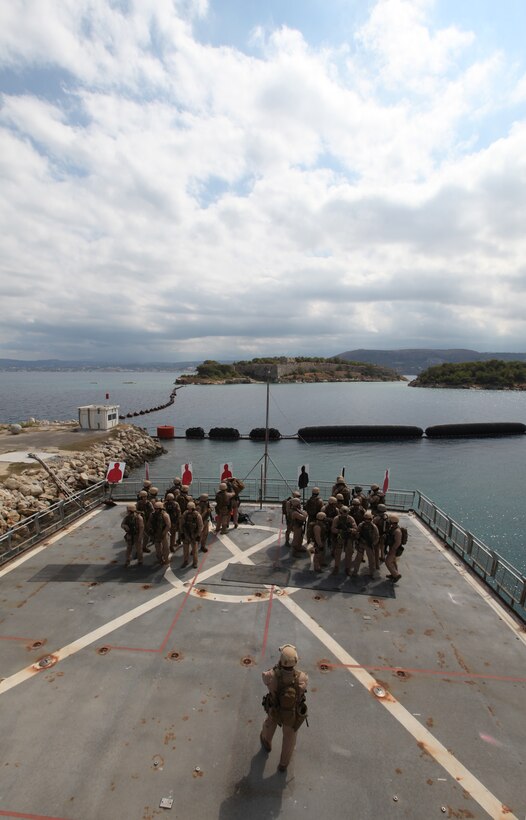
top-left (136, 497), bottom-right (154, 552)
top-left (312, 521), bottom-right (326, 572)
top-left (149, 509), bottom-right (171, 565)
top-left (291, 508), bottom-right (308, 551)
top-left (180, 509), bottom-right (204, 567)
top-left (261, 665), bottom-right (308, 769)
top-left (215, 490), bottom-right (234, 534)
top-left (197, 500), bottom-right (212, 552)
top-left (331, 513), bottom-right (358, 574)
top-left (385, 525), bottom-right (402, 580)
top-left (165, 499), bottom-right (181, 551)
top-left (350, 520), bottom-right (379, 577)
top-left (121, 511), bottom-right (144, 565)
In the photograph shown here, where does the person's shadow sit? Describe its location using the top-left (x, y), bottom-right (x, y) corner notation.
top-left (218, 748), bottom-right (287, 820)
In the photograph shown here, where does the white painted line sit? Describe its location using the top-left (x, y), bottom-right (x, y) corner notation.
top-left (0, 526), bottom-right (285, 695)
top-left (0, 509), bottom-right (102, 578)
top-left (412, 517), bottom-right (526, 647)
top-left (279, 593), bottom-right (518, 820)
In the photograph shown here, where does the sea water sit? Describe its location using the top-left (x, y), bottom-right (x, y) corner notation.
top-left (1, 371), bottom-right (525, 571)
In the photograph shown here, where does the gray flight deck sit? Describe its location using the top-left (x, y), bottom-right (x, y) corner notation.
top-left (0, 505), bottom-right (524, 820)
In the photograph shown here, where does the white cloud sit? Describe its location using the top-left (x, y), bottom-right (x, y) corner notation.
top-left (0, 0), bottom-right (525, 360)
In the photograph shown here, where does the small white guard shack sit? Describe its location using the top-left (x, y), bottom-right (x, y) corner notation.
top-left (78, 405), bottom-right (120, 431)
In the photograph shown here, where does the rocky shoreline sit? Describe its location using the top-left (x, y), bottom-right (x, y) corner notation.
top-left (0, 422), bottom-right (165, 535)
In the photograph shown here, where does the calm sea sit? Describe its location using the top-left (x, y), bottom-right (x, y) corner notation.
top-left (1, 370), bottom-right (525, 571)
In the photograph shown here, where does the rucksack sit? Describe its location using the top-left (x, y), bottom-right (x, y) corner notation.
top-left (281, 498), bottom-right (289, 515)
top-left (360, 521), bottom-right (375, 546)
top-left (396, 526), bottom-right (408, 556)
top-left (337, 515), bottom-right (352, 534)
top-left (273, 666), bottom-right (301, 727)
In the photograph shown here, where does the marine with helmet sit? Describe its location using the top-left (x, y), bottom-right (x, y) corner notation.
top-left (283, 491), bottom-right (301, 546)
top-left (312, 511), bottom-right (327, 572)
top-left (197, 493), bottom-right (212, 553)
top-left (331, 505), bottom-right (358, 575)
top-left (137, 479), bottom-right (152, 502)
top-left (164, 476), bottom-right (182, 501)
top-left (349, 510), bottom-right (380, 579)
top-left (384, 514), bottom-right (403, 583)
top-left (121, 503), bottom-right (145, 567)
top-left (260, 644), bottom-right (309, 773)
top-left (322, 496), bottom-right (339, 551)
top-left (373, 502), bottom-right (389, 567)
top-left (136, 490), bottom-right (154, 553)
top-left (149, 500), bottom-right (171, 566)
top-left (290, 497), bottom-right (308, 552)
top-left (215, 482), bottom-right (234, 535)
top-left (177, 485), bottom-right (190, 516)
top-left (331, 475), bottom-right (351, 506)
top-left (367, 484), bottom-right (385, 514)
top-left (304, 487), bottom-right (323, 544)
top-left (164, 493), bottom-right (182, 553)
top-left (180, 500), bottom-right (204, 568)
top-left (350, 496), bottom-right (365, 525)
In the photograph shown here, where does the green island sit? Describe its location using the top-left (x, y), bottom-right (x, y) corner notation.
top-left (409, 359), bottom-right (526, 389)
top-left (176, 356), bottom-right (404, 384)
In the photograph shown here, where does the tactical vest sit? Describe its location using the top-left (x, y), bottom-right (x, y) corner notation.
top-left (359, 521), bottom-right (375, 547)
top-left (183, 510), bottom-right (200, 537)
top-left (305, 496), bottom-right (322, 519)
top-left (150, 510), bottom-right (167, 540)
top-left (272, 665), bottom-right (306, 729)
top-left (123, 512), bottom-right (138, 539)
top-left (136, 499), bottom-right (153, 521)
top-left (165, 500), bottom-right (180, 525)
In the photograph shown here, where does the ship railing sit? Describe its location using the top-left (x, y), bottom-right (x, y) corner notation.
top-left (0, 480), bottom-right (107, 567)
top-left (414, 492), bottom-right (526, 620)
top-left (0, 479), bottom-right (524, 622)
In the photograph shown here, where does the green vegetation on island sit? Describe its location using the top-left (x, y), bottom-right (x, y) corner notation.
top-left (176, 357), bottom-right (404, 384)
top-left (410, 359), bottom-right (526, 389)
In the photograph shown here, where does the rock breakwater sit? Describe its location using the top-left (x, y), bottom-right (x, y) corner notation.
top-left (0, 423), bottom-right (165, 535)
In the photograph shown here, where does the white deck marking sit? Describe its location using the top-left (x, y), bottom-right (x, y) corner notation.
top-left (412, 516), bottom-right (526, 647)
top-left (279, 593), bottom-right (518, 820)
top-left (0, 515), bottom-right (520, 817)
top-left (0, 528), bottom-right (283, 695)
top-left (0, 509), bottom-right (102, 578)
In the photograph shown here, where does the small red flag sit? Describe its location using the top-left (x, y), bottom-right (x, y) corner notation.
top-left (382, 469), bottom-right (389, 494)
top-left (105, 392), bottom-right (109, 400)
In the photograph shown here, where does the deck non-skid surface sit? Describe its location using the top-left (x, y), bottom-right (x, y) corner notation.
top-left (0, 505), bottom-right (524, 820)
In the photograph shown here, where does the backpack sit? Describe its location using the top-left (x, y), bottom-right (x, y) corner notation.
top-left (124, 513), bottom-right (137, 539)
top-left (337, 514), bottom-right (352, 534)
top-left (273, 666), bottom-right (302, 728)
top-left (281, 497), bottom-right (290, 515)
top-left (360, 521), bottom-right (375, 546)
top-left (396, 526), bottom-right (408, 556)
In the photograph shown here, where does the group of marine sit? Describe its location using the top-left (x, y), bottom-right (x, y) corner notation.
top-left (120, 474), bottom-right (404, 583)
top-left (282, 476), bottom-right (404, 583)
top-left (120, 477), bottom-right (242, 570)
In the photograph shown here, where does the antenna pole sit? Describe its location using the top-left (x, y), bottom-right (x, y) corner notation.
top-left (263, 371), bottom-right (270, 498)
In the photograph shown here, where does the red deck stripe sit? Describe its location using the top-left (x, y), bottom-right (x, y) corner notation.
top-left (0, 636), bottom-right (39, 642)
top-left (326, 662), bottom-right (526, 683)
top-left (0, 810), bottom-right (71, 819)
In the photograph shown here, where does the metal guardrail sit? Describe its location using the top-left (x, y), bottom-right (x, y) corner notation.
top-left (414, 492), bottom-right (526, 621)
top-left (0, 478), bottom-right (524, 621)
top-left (0, 481), bottom-right (107, 566)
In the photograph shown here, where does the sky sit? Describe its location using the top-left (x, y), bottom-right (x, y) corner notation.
top-left (1, 0), bottom-right (526, 362)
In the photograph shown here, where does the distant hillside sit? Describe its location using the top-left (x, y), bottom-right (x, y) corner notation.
top-left (337, 349), bottom-right (526, 374)
top-left (410, 360), bottom-right (526, 389)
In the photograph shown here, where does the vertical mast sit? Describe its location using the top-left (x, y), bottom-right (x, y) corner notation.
top-left (263, 370), bottom-right (270, 498)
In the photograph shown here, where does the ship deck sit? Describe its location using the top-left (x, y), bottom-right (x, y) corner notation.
top-left (0, 505), bottom-right (525, 820)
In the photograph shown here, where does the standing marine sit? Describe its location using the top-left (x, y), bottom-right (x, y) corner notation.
top-left (121, 504), bottom-right (144, 567)
top-left (260, 644), bottom-right (309, 772)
